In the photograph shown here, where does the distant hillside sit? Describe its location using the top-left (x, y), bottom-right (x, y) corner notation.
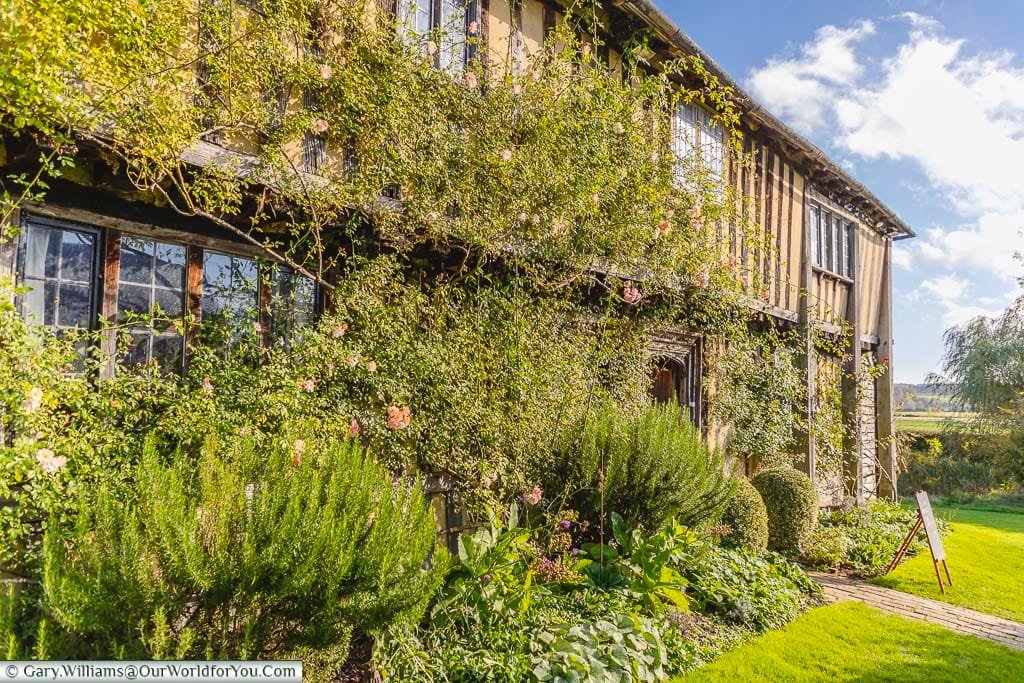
top-left (894, 383), bottom-right (970, 413)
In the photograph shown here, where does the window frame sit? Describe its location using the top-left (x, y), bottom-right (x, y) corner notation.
top-left (672, 101), bottom-right (726, 191)
top-left (397, 0), bottom-right (478, 72)
top-left (15, 214), bottom-right (102, 332)
top-left (116, 233), bottom-right (189, 372)
top-left (809, 202), bottom-right (857, 281)
top-left (12, 210), bottom-right (322, 371)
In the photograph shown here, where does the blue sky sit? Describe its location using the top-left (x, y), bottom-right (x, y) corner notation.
top-left (659, 0), bottom-right (1024, 382)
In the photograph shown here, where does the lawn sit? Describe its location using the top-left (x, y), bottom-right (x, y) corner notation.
top-left (870, 504), bottom-right (1024, 622)
top-left (674, 602), bottom-right (1024, 682)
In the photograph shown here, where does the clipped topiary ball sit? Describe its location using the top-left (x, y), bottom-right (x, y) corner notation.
top-left (722, 476), bottom-right (769, 553)
top-left (752, 467), bottom-right (818, 554)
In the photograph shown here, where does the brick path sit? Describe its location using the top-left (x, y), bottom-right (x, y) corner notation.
top-left (811, 571), bottom-right (1024, 651)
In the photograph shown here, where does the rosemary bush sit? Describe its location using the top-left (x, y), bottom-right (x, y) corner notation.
top-left (548, 401), bottom-right (735, 532)
top-left (41, 435), bottom-right (444, 671)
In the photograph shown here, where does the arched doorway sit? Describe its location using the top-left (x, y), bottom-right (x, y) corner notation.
top-left (650, 335), bottom-right (704, 432)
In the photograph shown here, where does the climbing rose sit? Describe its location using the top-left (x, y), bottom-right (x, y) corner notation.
top-left (469, 20), bottom-right (479, 34)
top-left (482, 472), bottom-right (498, 488)
top-left (501, 149), bottom-right (513, 162)
top-left (331, 323), bottom-right (348, 338)
top-left (622, 282), bottom-right (642, 304)
top-left (318, 63), bottom-right (332, 80)
top-left (531, 214), bottom-right (541, 225)
top-left (464, 72), bottom-right (478, 88)
top-left (512, 82), bottom-right (522, 95)
top-left (592, 193), bottom-right (600, 203)
top-left (523, 485), bottom-right (543, 505)
top-left (426, 40), bottom-right (437, 56)
top-left (311, 118), bottom-right (329, 134)
top-left (292, 439), bottom-right (307, 465)
top-left (253, 321), bottom-right (264, 334)
top-left (299, 379), bottom-right (316, 392)
top-left (349, 419), bottom-right (360, 438)
top-left (364, 360), bottom-right (378, 373)
top-left (656, 219), bottom-right (672, 237)
top-left (518, 211), bottom-right (528, 222)
top-left (613, 122), bottom-right (625, 135)
top-left (202, 377), bottom-right (214, 395)
top-left (36, 448), bottom-right (66, 474)
top-left (387, 406), bottom-right (412, 430)
top-left (23, 387), bottom-right (43, 413)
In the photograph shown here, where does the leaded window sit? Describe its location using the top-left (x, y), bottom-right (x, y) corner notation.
top-left (117, 235), bottom-right (187, 371)
top-left (16, 217), bottom-right (98, 332)
top-left (810, 204), bottom-right (855, 279)
top-left (202, 251), bottom-right (259, 337)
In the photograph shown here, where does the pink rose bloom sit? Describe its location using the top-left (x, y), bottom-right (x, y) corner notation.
top-left (426, 40), bottom-right (437, 56)
top-left (318, 63), bottom-right (332, 80)
top-left (202, 377), bottom-right (214, 395)
top-left (468, 20), bottom-right (479, 34)
top-left (622, 282), bottom-right (642, 304)
top-left (512, 82), bottom-right (522, 95)
top-left (253, 321), bottom-right (264, 334)
top-left (501, 149), bottom-right (513, 162)
top-left (592, 193), bottom-right (600, 203)
top-left (347, 356), bottom-right (360, 368)
top-left (619, 167), bottom-right (628, 179)
top-left (613, 122), bottom-right (625, 135)
top-left (665, 208), bottom-right (675, 218)
top-left (311, 118), bottom-right (329, 134)
top-left (655, 220), bottom-right (672, 237)
top-left (523, 485), bottom-right (543, 506)
top-left (349, 418), bottom-right (361, 438)
top-left (518, 211), bottom-right (528, 222)
top-left (293, 439), bottom-right (307, 459)
top-left (464, 72), bottom-right (478, 88)
top-left (299, 379), bottom-right (316, 392)
top-left (386, 406), bottom-right (412, 430)
top-left (482, 472), bottom-right (498, 489)
top-left (331, 323), bottom-right (348, 338)
top-left (696, 270), bottom-right (710, 288)
top-left (364, 360), bottom-right (378, 373)
top-left (531, 214), bottom-right (541, 225)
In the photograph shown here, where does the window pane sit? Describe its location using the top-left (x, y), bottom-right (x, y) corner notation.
top-left (154, 286), bottom-right (185, 319)
top-left (20, 278), bottom-right (50, 326)
top-left (17, 220), bottom-right (97, 331)
top-left (117, 282), bottom-right (152, 316)
top-left (23, 227), bottom-right (59, 279)
top-left (120, 236), bottom-right (154, 285)
top-left (824, 212), bottom-right (834, 272)
top-left (271, 267), bottom-right (316, 343)
top-left (439, 0), bottom-right (466, 73)
top-left (846, 224), bottom-right (855, 278)
top-left (60, 230), bottom-right (96, 282)
top-left (56, 283), bottom-right (92, 329)
top-left (155, 242), bottom-right (186, 290)
top-left (202, 251), bottom-right (258, 329)
top-left (152, 334), bottom-right (184, 372)
top-left (809, 207), bottom-right (819, 266)
top-left (126, 330), bottom-right (152, 367)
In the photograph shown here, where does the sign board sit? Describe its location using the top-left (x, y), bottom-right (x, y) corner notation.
top-left (915, 490), bottom-right (946, 562)
top-left (884, 490), bottom-right (951, 592)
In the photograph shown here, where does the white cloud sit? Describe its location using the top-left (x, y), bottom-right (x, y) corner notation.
top-left (746, 21), bottom-right (876, 134)
top-left (913, 275), bottom-right (1011, 327)
top-left (748, 15), bottom-right (1024, 282)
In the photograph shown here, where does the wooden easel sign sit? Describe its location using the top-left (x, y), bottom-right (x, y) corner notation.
top-left (884, 490), bottom-right (952, 593)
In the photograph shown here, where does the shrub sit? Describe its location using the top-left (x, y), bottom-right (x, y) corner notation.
top-left (803, 527), bottom-right (850, 570)
top-left (817, 499), bottom-right (944, 576)
top-left (721, 477), bottom-right (768, 553)
top-left (547, 401), bottom-right (735, 532)
top-left (674, 542), bottom-right (820, 630)
top-left (752, 467), bottom-right (818, 554)
top-left (40, 434), bottom-right (444, 675)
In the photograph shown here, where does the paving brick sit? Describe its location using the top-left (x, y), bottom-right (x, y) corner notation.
top-left (810, 571), bottom-right (1024, 651)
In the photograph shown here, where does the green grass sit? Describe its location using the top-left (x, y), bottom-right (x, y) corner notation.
top-left (673, 602), bottom-right (1024, 682)
top-left (870, 504), bottom-right (1024, 622)
top-left (895, 411), bottom-right (975, 435)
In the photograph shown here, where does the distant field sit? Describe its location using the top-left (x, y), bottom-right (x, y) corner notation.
top-left (896, 411), bottom-right (976, 434)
